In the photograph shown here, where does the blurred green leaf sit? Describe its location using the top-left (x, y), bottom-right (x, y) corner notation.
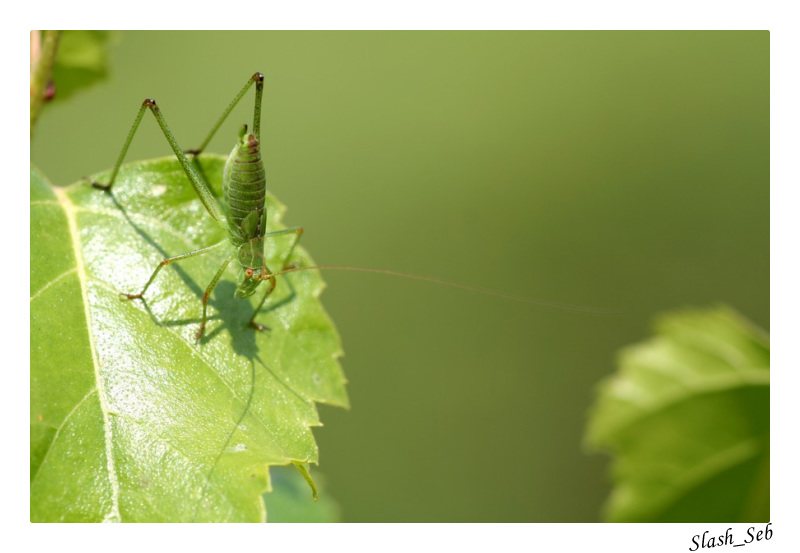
top-left (30, 159), bottom-right (347, 522)
top-left (50, 30), bottom-right (115, 103)
top-left (585, 307), bottom-right (769, 522)
top-left (264, 466), bottom-right (341, 522)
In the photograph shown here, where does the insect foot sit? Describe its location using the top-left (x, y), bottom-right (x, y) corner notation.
top-left (248, 321), bottom-right (271, 333)
top-left (85, 176), bottom-right (112, 192)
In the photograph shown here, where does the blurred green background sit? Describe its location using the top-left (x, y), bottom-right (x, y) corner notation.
top-left (31, 31), bottom-right (769, 522)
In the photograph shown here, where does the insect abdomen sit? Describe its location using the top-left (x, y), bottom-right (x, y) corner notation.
top-left (224, 134), bottom-right (267, 243)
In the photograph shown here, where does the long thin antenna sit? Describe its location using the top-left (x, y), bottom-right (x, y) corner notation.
top-left (272, 265), bottom-right (618, 316)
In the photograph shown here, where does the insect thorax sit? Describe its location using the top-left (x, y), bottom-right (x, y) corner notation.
top-left (234, 238), bottom-right (268, 298)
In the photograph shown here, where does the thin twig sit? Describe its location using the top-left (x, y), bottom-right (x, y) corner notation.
top-left (30, 30), bottom-right (61, 140)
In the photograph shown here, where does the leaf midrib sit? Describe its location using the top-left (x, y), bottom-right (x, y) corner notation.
top-left (54, 186), bottom-right (122, 523)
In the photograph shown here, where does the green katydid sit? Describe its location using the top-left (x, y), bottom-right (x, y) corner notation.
top-left (92, 72), bottom-right (612, 343)
top-left (91, 72), bottom-right (304, 341)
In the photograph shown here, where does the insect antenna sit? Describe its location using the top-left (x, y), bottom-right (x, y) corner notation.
top-left (271, 265), bottom-right (618, 316)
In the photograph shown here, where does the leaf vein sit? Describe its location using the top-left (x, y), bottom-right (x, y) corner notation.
top-left (30, 268), bottom-right (78, 302)
top-left (31, 388), bottom-right (98, 486)
top-left (601, 369), bottom-right (769, 439)
top-left (118, 415), bottom-right (239, 518)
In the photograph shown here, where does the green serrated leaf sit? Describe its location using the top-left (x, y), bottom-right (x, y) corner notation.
top-left (585, 307), bottom-right (769, 522)
top-left (30, 158), bottom-right (348, 522)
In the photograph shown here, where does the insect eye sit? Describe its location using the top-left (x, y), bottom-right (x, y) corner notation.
top-left (244, 269), bottom-right (254, 278)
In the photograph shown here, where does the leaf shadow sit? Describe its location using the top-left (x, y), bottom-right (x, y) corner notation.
top-left (206, 281), bottom-right (308, 404)
top-left (106, 188), bottom-right (307, 405)
top-left (106, 191), bottom-right (207, 301)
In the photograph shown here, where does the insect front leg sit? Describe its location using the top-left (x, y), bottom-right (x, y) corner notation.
top-left (244, 227), bottom-right (304, 332)
top-left (197, 251), bottom-right (238, 341)
top-left (248, 267), bottom-right (277, 332)
top-left (122, 241), bottom-right (228, 301)
top-left (262, 226), bottom-right (305, 270)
